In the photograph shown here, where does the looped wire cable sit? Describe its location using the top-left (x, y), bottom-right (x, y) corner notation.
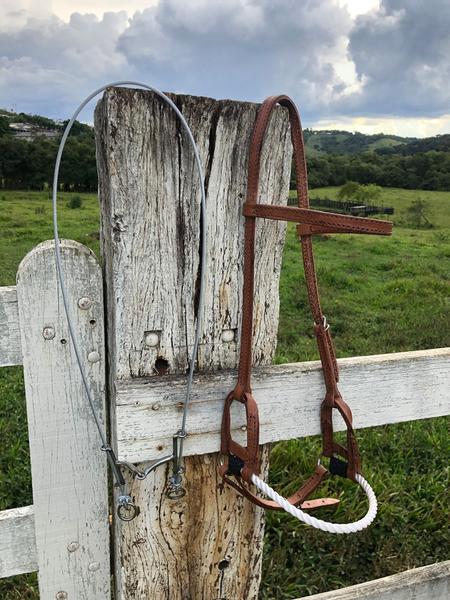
top-left (52, 81), bottom-right (207, 517)
top-left (251, 472), bottom-right (377, 534)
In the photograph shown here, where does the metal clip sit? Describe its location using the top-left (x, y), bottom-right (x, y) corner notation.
top-left (117, 495), bottom-right (140, 522)
top-left (166, 431), bottom-right (187, 499)
top-left (116, 454), bottom-right (173, 480)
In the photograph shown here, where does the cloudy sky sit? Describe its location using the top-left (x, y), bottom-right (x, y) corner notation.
top-left (1, 0), bottom-right (449, 137)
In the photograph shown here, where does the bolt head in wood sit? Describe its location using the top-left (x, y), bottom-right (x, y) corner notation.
top-left (88, 351), bottom-right (100, 363)
top-left (144, 332), bottom-right (160, 347)
top-left (77, 297), bottom-right (92, 310)
top-left (67, 541), bottom-right (79, 552)
top-left (56, 592), bottom-right (68, 600)
top-left (222, 329), bottom-right (235, 343)
top-left (42, 326), bottom-right (55, 340)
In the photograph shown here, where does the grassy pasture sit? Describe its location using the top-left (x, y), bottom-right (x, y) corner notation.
top-left (0, 188), bottom-right (449, 599)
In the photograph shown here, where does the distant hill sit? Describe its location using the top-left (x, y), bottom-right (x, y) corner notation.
top-left (303, 129), bottom-right (450, 157)
top-left (0, 109), bottom-right (91, 141)
top-left (377, 134), bottom-right (450, 155)
top-left (303, 129), bottom-right (414, 155)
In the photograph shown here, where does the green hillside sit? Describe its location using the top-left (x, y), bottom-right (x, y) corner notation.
top-left (303, 129), bottom-right (412, 155)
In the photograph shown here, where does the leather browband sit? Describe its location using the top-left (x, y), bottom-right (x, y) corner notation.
top-left (220, 94), bottom-right (392, 511)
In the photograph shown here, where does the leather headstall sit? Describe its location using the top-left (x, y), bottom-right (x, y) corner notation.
top-left (219, 95), bottom-right (393, 511)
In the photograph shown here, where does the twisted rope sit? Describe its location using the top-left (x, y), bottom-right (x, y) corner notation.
top-left (251, 473), bottom-right (377, 534)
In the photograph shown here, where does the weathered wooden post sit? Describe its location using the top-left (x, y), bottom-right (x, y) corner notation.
top-left (95, 88), bottom-right (292, 599)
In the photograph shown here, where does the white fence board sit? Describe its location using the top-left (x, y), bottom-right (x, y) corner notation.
top-left (300, 560), bottom-right (450, 600)
top-left (0, 286), bottom-right (22, 366)
top-left (115, 347), bottom-right (450, 463)
top-left (16, 239), bottom-right (110, 600)
top-left (0, 505), bottom-right (37, 578)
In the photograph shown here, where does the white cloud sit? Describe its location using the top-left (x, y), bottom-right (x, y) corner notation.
top-left (49, 0), bottom-right (157, 21)
top-left (309, 114), bottom-right (450, 137)
top-left (0, 11), bottom-right (130, 117)
top-left (117, 0), bottom-right (352, 120)
top-left (343, 0), bottom-right (450, 118)
top-left (0, 0), bottom-right (449, 135)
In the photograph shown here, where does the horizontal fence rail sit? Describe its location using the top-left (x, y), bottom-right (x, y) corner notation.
top-left (0, 506), bottom-right (36, 578)
top-left (299, 560), bottom-right (450, 600)
top-left (0, 286), bottom-right (22, 366)
top-left (114, 347), bottom-right (450, 463)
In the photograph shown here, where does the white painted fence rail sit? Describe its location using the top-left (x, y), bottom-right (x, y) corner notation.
top-left (300, 560), bottom-right (450, 600)
top-left (114, 347), bottom-right (450, 463)
top-left (0, 286), bottom-right (21, 366)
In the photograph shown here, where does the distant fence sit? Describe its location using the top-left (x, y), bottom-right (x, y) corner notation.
top-left (289, 196), bottom-right (395, 217)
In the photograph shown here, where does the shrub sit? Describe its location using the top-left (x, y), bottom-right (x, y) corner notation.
top-left (67, 195), bottom-right (83, 209)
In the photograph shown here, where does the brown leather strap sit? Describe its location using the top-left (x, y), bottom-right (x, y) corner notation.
top-left (221, 94), bottom-right (392, 509)
top-left (219, 464), bottom-right (339, 511)
top-left (243, 204), bottom-right (392, 236)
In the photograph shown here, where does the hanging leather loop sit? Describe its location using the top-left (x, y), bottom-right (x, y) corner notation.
top-left (221, 95), bottom-right (392, 510)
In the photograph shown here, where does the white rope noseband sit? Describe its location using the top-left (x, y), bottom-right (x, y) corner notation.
top-left (251, 473), bottom-right (377, 534)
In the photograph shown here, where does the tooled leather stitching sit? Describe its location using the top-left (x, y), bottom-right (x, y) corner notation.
top-left (243, 204), bottom-right (392, 234)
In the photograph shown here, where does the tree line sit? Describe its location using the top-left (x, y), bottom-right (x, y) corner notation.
top-left (297, 150), bottom-right (450, 191)
top-left (1, 120), bottom-right (450, 192)
top-left (0, 116), bottom-right (97, 191)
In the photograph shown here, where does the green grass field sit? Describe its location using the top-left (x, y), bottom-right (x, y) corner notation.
top-left (0, 188), bottom-right (449, 599)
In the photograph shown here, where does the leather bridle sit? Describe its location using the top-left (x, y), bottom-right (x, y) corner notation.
top-left (220, 95), bottom-right (392, 514)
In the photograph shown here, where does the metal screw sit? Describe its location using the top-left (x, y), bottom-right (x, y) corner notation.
top-left (152, 402), bottom-right (161, 411)
top-left (78, 297), bottom-right (92, 310)
top-left (56, 592), bottom-right (68, 600)
top-left (241, 425), bottom-right (247, 432)
top-left (145, 332), bottom-right (159, 347)
top-left (222, 329), bottom-right (235, 343)
top-left (67, 541), bottom-right (79, 552)
top-left (88, 351), bottom-right (100, 363)
top-left (88, 562), bottom-right (100, 572)
top-left (43, 326), bottom-right (55, 340)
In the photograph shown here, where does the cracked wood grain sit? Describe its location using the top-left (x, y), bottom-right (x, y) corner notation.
top-left (95, 87), bottom-right (291, 600)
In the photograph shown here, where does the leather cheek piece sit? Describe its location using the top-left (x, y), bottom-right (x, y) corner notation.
top-left (321, 394), bottom-right (361, 480)
top-left (220, 391), bottom-right (261, 477)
